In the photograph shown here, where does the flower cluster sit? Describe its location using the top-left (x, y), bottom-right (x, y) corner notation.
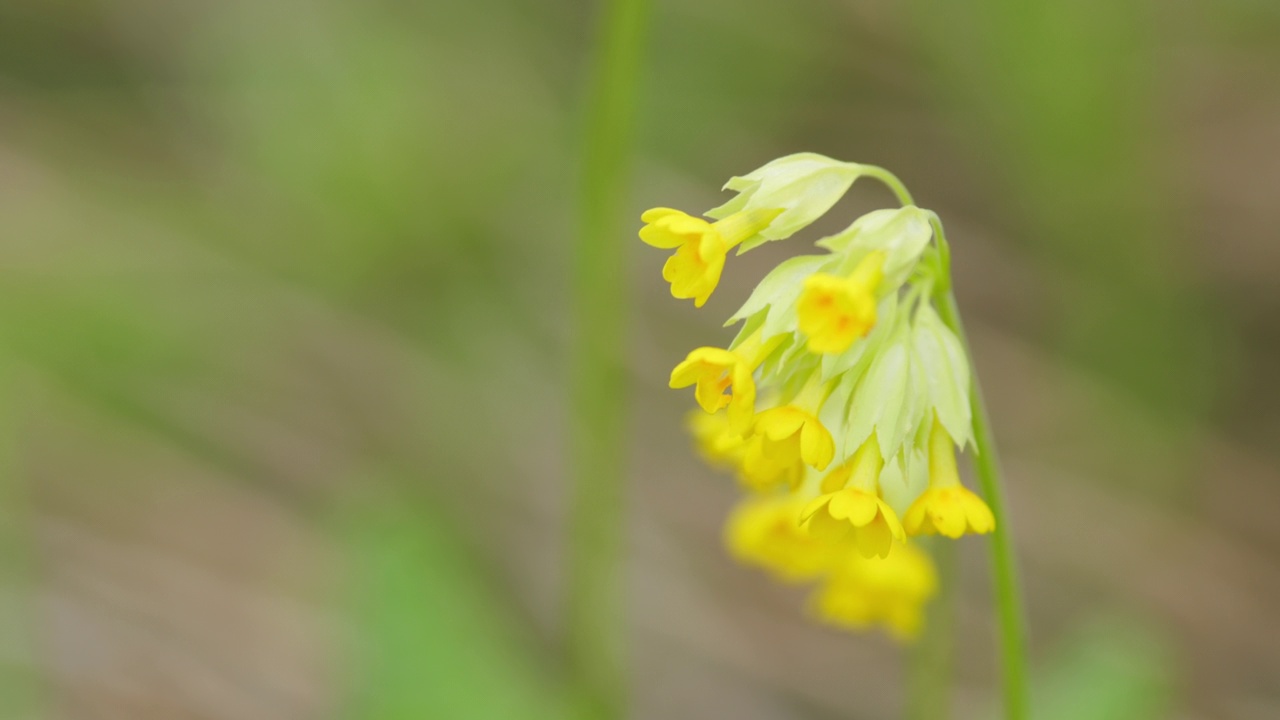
top-left (643, 154), bottom-right (994, 640)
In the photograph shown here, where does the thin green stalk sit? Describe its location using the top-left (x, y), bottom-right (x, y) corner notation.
top-left (569, 0), bottom-right (648, 718)
top-left (934, 289), bottom-right (1030, 720)
top-left (862, 165), bottom-right (916, 206)
top-left (867, 167), bottom-right (1031, 720)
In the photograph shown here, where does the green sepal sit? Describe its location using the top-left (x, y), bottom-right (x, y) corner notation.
top-left (817, 206), bottom-right (933, 290)
top-left (819, 294), bottom-right (898, 382)
top-left (877, 448), bottom-right (928, 518)
top-left (726, 253), bottom-right (840, 342)
top-left (705, 153), bottom-right (864, 253)
top-left (911, 304), bottom-right (974, 449)
top-left (842, 322), bottom-right (914, 460)
top-left (817, 369), bottom-right (857, 462)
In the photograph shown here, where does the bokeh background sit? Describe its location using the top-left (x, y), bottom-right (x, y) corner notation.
top-left (2, 0), bottom-right (1279, 718)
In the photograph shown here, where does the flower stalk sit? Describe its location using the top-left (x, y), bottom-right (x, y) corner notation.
top-left (866, 166), bottom-right (1030, 720)
top-left (934, 289), bottom-right (1030, 720)
top-left (568, 0), bottom-right (648, 717)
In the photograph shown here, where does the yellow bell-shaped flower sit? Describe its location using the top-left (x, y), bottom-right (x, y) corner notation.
top-left (640, 207), bottom-right (781, 307)
top-left (724, 493), bottom-right (837, 583)
top-left (801, 434), bottom-right (905, 559)
top-left (903, 417), bottom-right (995, 538)
top-left (810, 541), bottom-right (937, 640)
top-left (797, 250), bottom-right (886, 354)
top-left (739, 374), bottom-right (835, 491)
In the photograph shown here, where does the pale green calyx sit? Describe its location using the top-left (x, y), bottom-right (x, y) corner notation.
top-left (910, 304), bottom-right (973, 449)
top-left (706, 153), bottom-right (864, 253)
top-left (724, 204), bottom-right (937, 352)
top-left (817, 206), bottom-right (934, 290)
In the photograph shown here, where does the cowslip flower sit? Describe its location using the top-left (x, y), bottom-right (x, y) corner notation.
top-left (797, 250), bottom-right (886, 354)
top-left (645, 154), bottom-right (997, 641)
top-left (639, 207), bottom-right (781, 307)
top-left (800, 434), bottom-right (905, 559)
top-left (810, 542), bottom-right (937, 640)
top-left (640, 153), bottom-right (873, 307)
top-left (725, 493), bottom-right (837, 583)
top-left (669, 329), bottom-right (784, 432)
top-left (739, 373), bottom-right (836, 491)
top-left (903, 417), bottom-right (995, 538)
top-left (685, 410), bottom-right (746, 472)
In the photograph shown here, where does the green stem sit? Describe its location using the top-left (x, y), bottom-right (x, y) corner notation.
top-left (935, 290), bottom-right (1030, 720)
top-left (868, 167), bottom-right (1031, 720)
top-left (569, 0), bottom-right (648, 718)
top-left (862, 165), bottom-right (916, 206)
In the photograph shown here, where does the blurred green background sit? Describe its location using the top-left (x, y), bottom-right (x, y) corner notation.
top-left (1, 0), bottom-right (1279, 718)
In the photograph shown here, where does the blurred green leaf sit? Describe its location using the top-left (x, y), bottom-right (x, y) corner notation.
top-left (1023, 616), bottom-right (1175, 720)
top-left (340, 485), bottom-right (560, 720)
top-left (0, 362), bottom-right (45, 719)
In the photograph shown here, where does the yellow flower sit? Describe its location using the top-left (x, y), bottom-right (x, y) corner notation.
top-left (669, 330), bottom-right (783, 432)
top-left (800, 435), bottom-right (905, 559)
top-left (671, 347), bottom-right (752, 415)
top-left (903, 417), bottom-right (995, 538)
top-left (640, 207), bottom-right (782, 307)
top-left (740, 375), bottom-right (835, 491)
top-left (796, 251), bottom-right (886, 354)
top-left (686, 409), bottom-right (746, 472)
top-left (738, 432), bottom-right (807, 491)
top-left (810, 541), bottom-right (937, 640)
top-left (725, 493), bottom-right (836, 582)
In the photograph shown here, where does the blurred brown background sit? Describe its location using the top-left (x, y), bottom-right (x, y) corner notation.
top-left (1, 0), bottom-right (1279, 718)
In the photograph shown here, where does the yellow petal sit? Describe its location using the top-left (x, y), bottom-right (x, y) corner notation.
top-left (695, 229), bottom-right (728, 262)
top-left (640, 207), bottom-right (681, 224)
top-left (800, 419), bottom-right (835, 469)
top-left (929, 497), bottom-right (966, 539)
top-left (854, 518), bottom-right (893, 559)
top-left (878, 500), bottom-right (906, 541)
top-left (828, 489), bottom-right (878, 526)
top-left (661, 251), bottom-right (689, 284)
top-left (726, 363), bottom-right (757, 433)
top-left (804, 510), bottom-right (849, 543)
top-left (885, 603), bottom-right (923, 641)
top-left (668, 357), bottom-right (704, 389)
top-left (692, 261), bottom-right (723, 307)
top-left (756, 408), bottom-right (806, 441)
top-left (963, 490), bottom-right (996, 534)
top-left (799, 494), bottom-right (833, 523)
top-left (820, 462), bottom-right (853, 493)
top-left (693, 378), bottom-right (731, 414)
top-left (903, 495), bottom-right (931, 536)
top-left (663, 212), bottom-right (713, 237)
top-left (785, 463), bottom-right (806, 491)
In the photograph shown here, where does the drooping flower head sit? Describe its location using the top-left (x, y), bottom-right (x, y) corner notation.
top-left (643, 153), bottom-right (991, 640)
